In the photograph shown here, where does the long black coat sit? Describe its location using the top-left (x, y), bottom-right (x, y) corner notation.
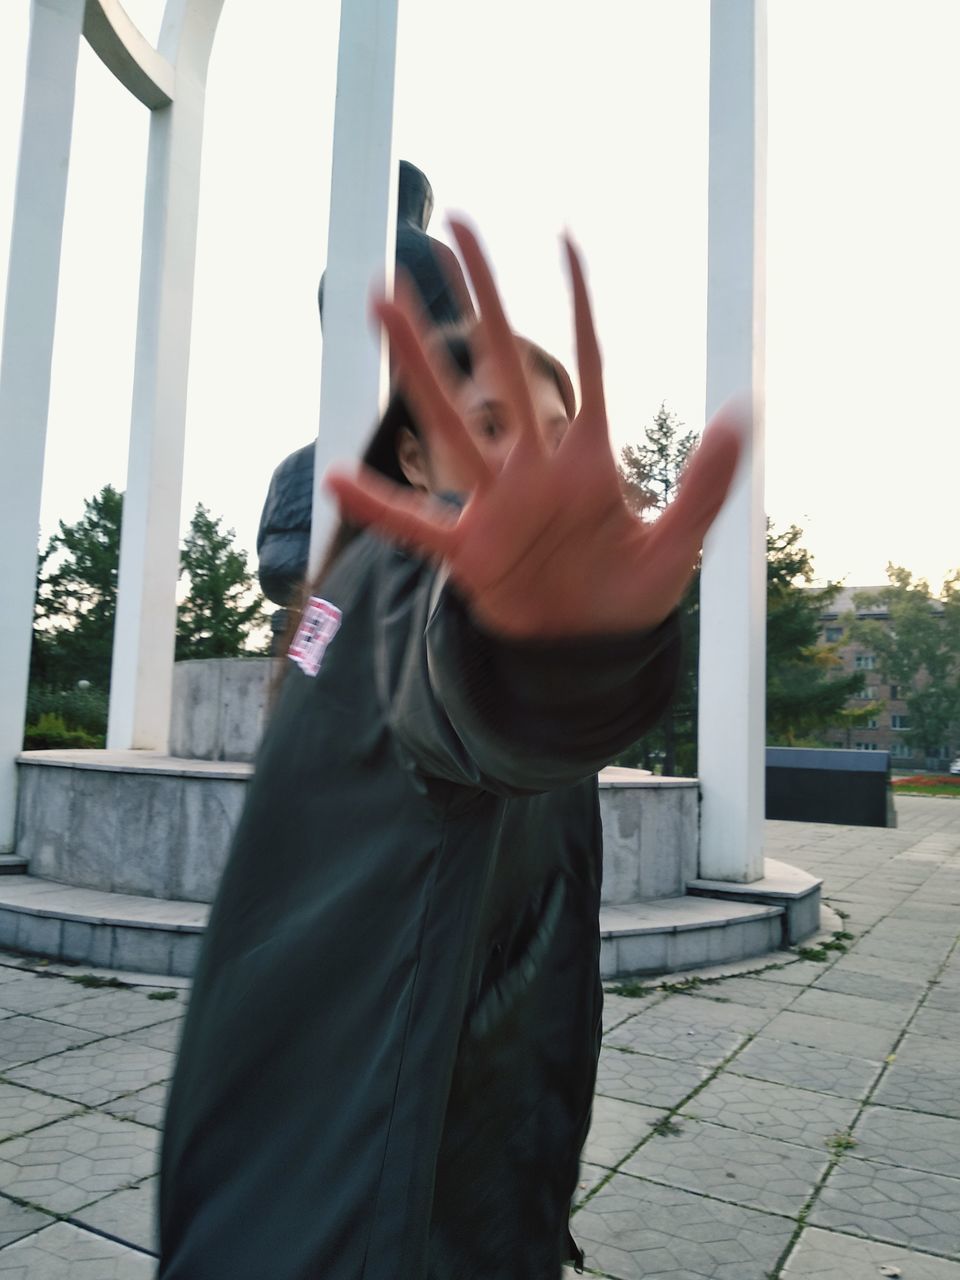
top-left (159, 532), bottom-right (679, 1280)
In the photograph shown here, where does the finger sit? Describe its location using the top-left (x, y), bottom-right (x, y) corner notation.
top-left (448, 217), bottom-right (543, 456)
top-left (375, 286), bottom-right (493, 493)
top-left (563, 234), bottom-right (608, 437)
top-left (325, 465), bottom-right (459, 562)
top-left (646, 401), bottom-right (747, 559)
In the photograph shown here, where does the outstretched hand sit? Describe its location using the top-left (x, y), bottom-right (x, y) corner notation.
top-left (326, 220), bottom-right (746, 640)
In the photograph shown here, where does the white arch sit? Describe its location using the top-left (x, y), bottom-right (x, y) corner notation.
top-left (0, 0), bottom-right (228, 842)
top-left (106, 0), bottom-right (226, 749)
top-left (0, 0), bottom-right (765, 891)
top-left (83, 0), bottom-right (175, 107)
top-left (0, 0), bottom-right (88, 851)
top-left (0, 0), bottom-right (401, 845)
top-left (107, 0), bottom-right (400, 746)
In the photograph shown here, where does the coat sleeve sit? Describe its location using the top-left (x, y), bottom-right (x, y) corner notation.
top-left (377, 546), bottom-right (682, 796)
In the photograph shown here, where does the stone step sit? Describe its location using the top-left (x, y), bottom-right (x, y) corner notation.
top-left (0, 875), bottom-right (206, 977)
top-left (0, 873), bottom-right (787, 982)
top-left (0, 855), bottom-right (28, 875)
top-left (687, 858), bottom-right (822, 945)
top-left (599, 895), bottom-right (785, 978)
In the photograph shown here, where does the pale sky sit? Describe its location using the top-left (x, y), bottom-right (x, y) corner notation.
top-left (1, 1), bottom-right (958, 594)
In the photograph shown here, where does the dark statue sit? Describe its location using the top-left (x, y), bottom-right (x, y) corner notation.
top-left (257, 162), bottom-right (473, 618)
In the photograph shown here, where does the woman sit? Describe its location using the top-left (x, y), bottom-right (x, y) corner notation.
top-left (159, 222), bottom-right (743, 1279)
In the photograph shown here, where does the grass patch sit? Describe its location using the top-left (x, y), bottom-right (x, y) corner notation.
top-left (649, 1117), bottom-right (684, 1138)
top-left (661, 977), bottom-right (705, 994)
top-left (147, 990), bottom-right (178, 1002)
top-left (797, 937), bottom-right (849, 960)
top-left (825, 1131), bottom-right (858, 1155)
top-left (66, 973), bottom-right (130, 990)
top-left (796, 946), bottom-right (829, 962)
top-left (607, 981), bottom-right (654, 999)
top-left (660, 975), bottom-right (724, 994)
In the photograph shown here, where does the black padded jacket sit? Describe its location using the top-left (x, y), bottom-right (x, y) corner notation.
top-left (159, 529), bottom-right (680, 1280)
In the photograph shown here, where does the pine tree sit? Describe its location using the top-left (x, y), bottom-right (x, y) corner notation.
top-left (32, 485), bottom-right (123, 688)
top-left (615, 409), bottom-right (874, 770)
top-left (619, 403), bottom-right (698, 516)
top-left (176, 504), bottom-right (267, 659)
top-left (617, 406), bottom-right (700, 774)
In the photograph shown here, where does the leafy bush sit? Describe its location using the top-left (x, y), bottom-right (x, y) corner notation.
top-left (23, 712), bottom-right (103, 751)
top-left (25, 684), bottom-right (108, 738)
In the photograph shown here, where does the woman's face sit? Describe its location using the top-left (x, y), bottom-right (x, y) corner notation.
top-left (397, 354), bottom-right (572, 496)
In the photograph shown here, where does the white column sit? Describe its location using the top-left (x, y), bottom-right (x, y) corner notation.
top-left (308, 0), bottom-right (400, 579)
top-left (0, 0), bottom-right (85, 852)
top-left (107, 0), bottom-right (223, 750)
top-left (697, 0), bottom-right (767, 883)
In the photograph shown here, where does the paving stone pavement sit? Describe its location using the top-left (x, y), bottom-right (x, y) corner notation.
top-left (0, 794), bottom-right (956, 1277)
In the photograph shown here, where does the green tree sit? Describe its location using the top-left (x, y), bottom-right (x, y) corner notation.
top-left (850, 566), bottom-right (960, 765)
top-left (616, 409), bottom-right (872, 769)
top-left (32, 486), bottom-right (267, 692)
top-left (617, 405), bottom-right (699, 774)
top-left (32, 485), bottom-right (123, 689)
top-left (765, 524), bottom-right (870, 744)
top-left (176, 504), bottom-right (267, 659)
top-left (619, 403), bottom-right (698, 515)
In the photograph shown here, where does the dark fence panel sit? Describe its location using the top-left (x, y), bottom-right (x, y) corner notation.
top-left (766, 747), bottom-right (895, 828)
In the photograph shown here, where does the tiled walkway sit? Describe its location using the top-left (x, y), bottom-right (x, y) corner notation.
top-left (0, 795), bottom-right (958, 1278)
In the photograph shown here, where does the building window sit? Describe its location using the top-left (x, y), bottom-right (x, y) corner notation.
top-left (855, 654), bottom-right (876, 670)
top-left (825, 626), bottom-right (843, 643)
top-left (891, 741), bottom-right (913, 758)
top-left (867, 719), bottom-right (878, 729)
top-left (889, 684), bottom-right (899, 700)
top-left (891, 715), bottom-right (910, 730)
top-left (854, 742), bottom-right (879, 751)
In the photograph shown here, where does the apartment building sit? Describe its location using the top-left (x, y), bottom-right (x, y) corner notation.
top-left (815, 586), bottom-right (949, 769)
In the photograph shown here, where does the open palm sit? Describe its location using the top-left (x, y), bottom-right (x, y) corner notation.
top-left (326, 220), bottom-right (745, 640)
